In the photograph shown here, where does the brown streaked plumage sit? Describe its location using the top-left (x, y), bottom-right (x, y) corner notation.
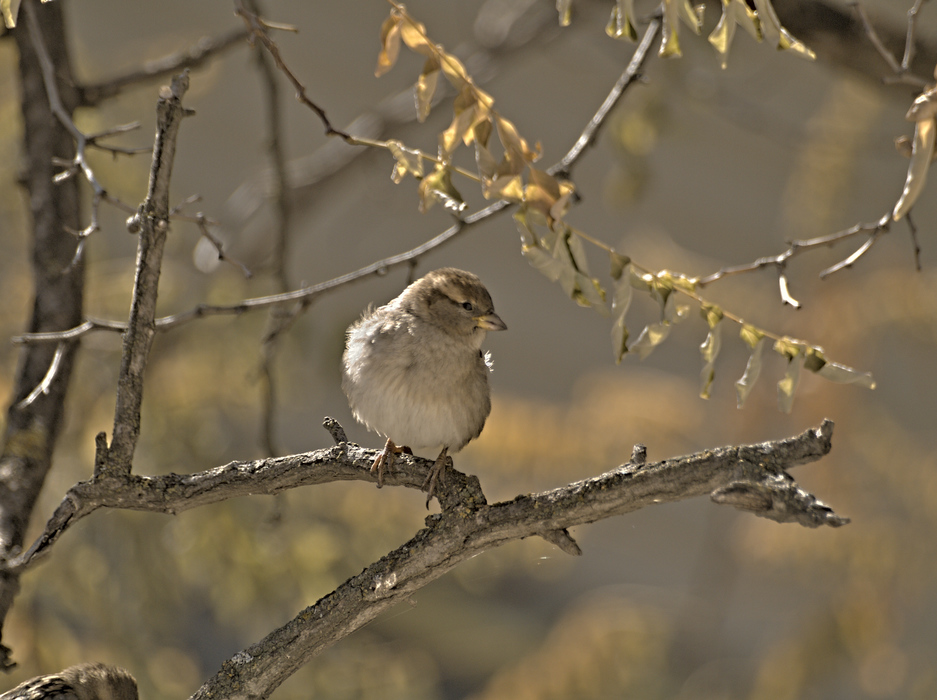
top-left (0, 663), bottom-right (138, 700)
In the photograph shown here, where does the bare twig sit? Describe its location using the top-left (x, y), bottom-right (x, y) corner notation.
top-left (11, 202), bottom-right (474, 345)
top-left (15, 16), bottom-right (661, 345)
top-left (246, 0), bottom-right (293, 290)
top-left (81, 121), bottom-right (151, 156)
top-left (851, 2), bottom-right (904, 74)
top-left (102, 72), bottom-right (192, 476)
top-left (258, 301), bottom-right (306, 457)
top-left (243, 0), bottom-right (295, 457)
top-left (551, 14), bottom-right (660, 177)
top-left (906, 212), bottom-right (923, 270)
top-left (12, 318), bottom-right (125, 345)
top-left (234, 0), bottom-right (353, 141)
top-left (22, 1), bottom-right (142, 247)
top-left (901, 0), bottom-right (928, 71)
top-left (79, 26), bottom-right (250, 106)
top-left (697, 213), bottom-right (892, 296)
top-left (167, 195), bottom-right (255, 276)
top-left (705, 1), bottom-right (931, 301)
top-left (851, 1), bottom-right (931, 87)
top-left (191, 212), bottom-right (254, 278)
top-left (15, 343), bottom-right (67, 409)
top-left (819, 228), bottom-right (885, 278)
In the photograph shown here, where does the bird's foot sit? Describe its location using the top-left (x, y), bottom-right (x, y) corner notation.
top-left (371, 438), bottom-right (403, 488)
top-left (422, 447), bottom-right (449, 507)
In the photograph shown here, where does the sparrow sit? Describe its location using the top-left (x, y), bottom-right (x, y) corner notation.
top-left (342, 268), bottom-right (506, 501)
top-left (0, 663), bottom-right (138, 700)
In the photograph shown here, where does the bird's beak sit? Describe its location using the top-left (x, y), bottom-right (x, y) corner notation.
top-left (476, 312), bottom-right (507, 331)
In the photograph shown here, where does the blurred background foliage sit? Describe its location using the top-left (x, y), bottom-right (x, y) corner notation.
top-left (1, 0), bottom-right (937, 699)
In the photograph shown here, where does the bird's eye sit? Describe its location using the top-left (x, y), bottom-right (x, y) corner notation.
top-left (461, 301), bottom-right (474, 311)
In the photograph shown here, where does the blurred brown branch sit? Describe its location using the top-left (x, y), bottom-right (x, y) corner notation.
top-left (78, 26), bottom-right (250, 106)
top-left (21, 0), bottom-right (140, 247)
top-left (0, 0), bottom-right (86, 672)
top-left (241, 0), bottom-right (295, 459)
top-left (850, 0), bottom-right (931, 87)
top-left (761, 0), bottom-right (936, 86)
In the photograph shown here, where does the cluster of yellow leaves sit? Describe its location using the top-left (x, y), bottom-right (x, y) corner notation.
top-left (613, 266), bottom-right (874, 412)
top-left (604, 0), bottom-right (815, 68)
top-left (376, 2), bottom-right (873, 413)
top-left (376, 2), bottom-right (546, 216)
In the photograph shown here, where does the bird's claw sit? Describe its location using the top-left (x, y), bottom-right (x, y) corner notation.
top-left (370, 438), bottom-right (402, 488)
top-left (422, 447), bottom-right (449, 507)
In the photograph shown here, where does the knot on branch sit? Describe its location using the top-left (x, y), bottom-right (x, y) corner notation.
top-left (322, 417), bottom-right (347, 446)
top-left (432, 468), bottom-right (488, 514)
top-left (537, 528), bottom-right (582, 556)
top-left (630, 443), bottom-right (647, 466)
top-left (711, 474), bottom-right (849, 528)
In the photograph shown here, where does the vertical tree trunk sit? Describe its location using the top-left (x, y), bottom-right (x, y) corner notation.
top-left (0, 0), bottom-right (83, 668)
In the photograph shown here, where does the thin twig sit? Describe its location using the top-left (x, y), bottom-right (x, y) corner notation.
top-left (258, 302), bottom-right (306, 457)
top-left (234, 0), bottom-right (353, 141)
top-left (15, 15), bottom-right (660, 345)
top-left (851, 1), bottom-right (931, 87)
top-left (191, 212), bottom-right (254, 278)
top-left (906, 211), bottom-right (923, 270)
top-left (165, 195), bottom-right (255, 277)
top-left (819, 230), bottom-right (882, 278)
top-left (84, 121), bottom-right (151, 155)
top-left (244, 0), bottom-right (294, 457)
top-left (851, 2), bottom-right (903, 74)
top-left (697, 213), bottom-right (892, 292)
top-left (23, 1), bottom-right (144, 252)
top-left (551, 14), bottom-right (660, 177)
top-left (12, 319), bottom-right (125, 344)
top-left (15, 343), bottom-right (67, 409)
top-left (232, 1), bottom-right (483, 185)
top-left (901, 0), bottom-right (928, 71)
top-left (250, 1), bottom-right (293, 292)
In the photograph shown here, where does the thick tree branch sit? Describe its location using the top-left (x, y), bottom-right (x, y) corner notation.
top-left (5, 418), bottom-right (841, 699)
top-left (0, 0), bottom-right (84, 671)
top-left (189, 420), bottom-right (838, 700)
top-left (7, 419), bottom-right (842, 571)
